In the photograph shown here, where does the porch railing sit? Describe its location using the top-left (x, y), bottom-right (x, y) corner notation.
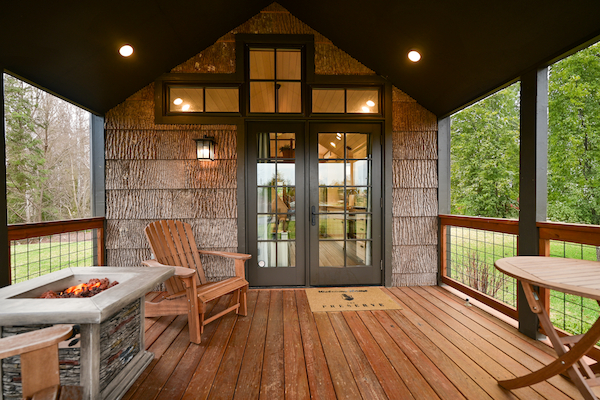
top-left (8, 217), bottom-right (105, 284)
top-left (440, 214), bottom-right (600, 361)
top-left (439, 214), bottom-right (519, 319)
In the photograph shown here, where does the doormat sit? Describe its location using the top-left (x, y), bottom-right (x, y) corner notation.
top-left (305, 287), bottom-right (401, 312)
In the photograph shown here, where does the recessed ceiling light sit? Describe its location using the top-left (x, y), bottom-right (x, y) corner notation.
top-left (361, 106), bottom-right (370, 113)
top-left (182, 104), bottom-right (190, 111)
top-left (173, 98), bottom-right (183, 105)
top-left (408, 50), bottom-right (421, 62)
top-left (119, 45), bottom-right (134, 57)
top-left (366, 100), bottom-right (375, 107)
top-left (330, 142), bottom-right (336, 148)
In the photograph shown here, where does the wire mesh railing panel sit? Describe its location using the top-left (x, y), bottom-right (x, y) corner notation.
top-left (548, 241), bottom-right (600, 336)
top-left (10, 229), bottom-right (98, 284)
top-left (447, 226), bottom-right (518, 307)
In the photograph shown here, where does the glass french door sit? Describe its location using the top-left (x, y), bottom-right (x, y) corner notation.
top-left (309, 123), bottom-right (381, 286)
top-left (247, 122), bottom-right (306, 286)
top-left (247, 122), bottom-right (381, 287)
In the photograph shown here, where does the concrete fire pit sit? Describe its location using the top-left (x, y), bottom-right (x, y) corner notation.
top-left (0, 266), bottom-right (173, 400)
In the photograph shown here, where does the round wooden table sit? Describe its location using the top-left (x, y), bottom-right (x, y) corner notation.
top-left (495, 256), bottom-right (600, 400)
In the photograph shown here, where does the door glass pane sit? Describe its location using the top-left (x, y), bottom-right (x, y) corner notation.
top-left (250, 82), bottom-right (275, 113)
top-left (257, 241), bottom-right (276, 267)
top-left (169, 87), bottom-right (203, 112)
top-left (250, 49), bottom-right (275, 79)
top-left (318, 131), bottom-right (372, 269)
top-left (346, 160), bottom-right (370, 186)
top-left (346, 241), bottom-right (371, 266)
top-left (319, 133), bottom-right (344, 159)
top-left (346, 133), bottom-right (369, 159)
top-left (257, 215), bottom-right (274, 240)
top-left (319, 187), bottom-right (344, 210)
top-left (277, 164), bottom-right (295, 186)
top-left (347, 214), bottom-right (371, 240)
top-left (346, 187), bottom-right (371, 212)
top-left (312, 89), bottom-right (345, 113)
top-left (319, 214), bottom-right (344, 240)
top-left (205, 88), bottom-right (239, 112)
top-left (347, 89), bottom-right (379, 113)
top-left (319, 161), bottom-right (345, 186)
top-left (319, 241), bottom-right (345, 267)
top-left (276, 49), bottom-right (301, 80)
top-left (257, 188), bottom-right (275, 213)
top-left (278, 82), bottom-right (302, 113)
top-left (257, 162), bottom-right (276, 185)
top-left (277, 133), bottom-right (296, 158)
top-left (277, 242), bottom-right (296, 267)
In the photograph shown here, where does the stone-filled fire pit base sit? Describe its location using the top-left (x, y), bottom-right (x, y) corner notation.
top-left (0, 267), bottom-right (173, 400)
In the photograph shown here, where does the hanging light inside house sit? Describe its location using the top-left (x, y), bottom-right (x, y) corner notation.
top-left (195, 136), bottom-right (216, 161)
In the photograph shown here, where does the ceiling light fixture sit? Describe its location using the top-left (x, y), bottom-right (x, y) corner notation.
top-left (119, 45), bottom-right (134, 57)
top-left (330, 142), bottom-right (336, 148)
top-left (173, 98), bottom-right (183, 105)
top-left (366, 100), bottom-right (375, 107)
top-left (408, 50), bottom-right (421, 62)
top-left (182, 104), bottom-right (190, 111)
top-left (361, 106), bottom-right (370, 113)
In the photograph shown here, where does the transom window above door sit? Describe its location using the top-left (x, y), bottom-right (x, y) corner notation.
top-left (154, 34), bottom-right (387, 124)
top-left (249, 48), bottom-right (303, 113)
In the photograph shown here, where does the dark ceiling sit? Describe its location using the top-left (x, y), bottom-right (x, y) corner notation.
top-left (1, 0), bottom-right (599, 117)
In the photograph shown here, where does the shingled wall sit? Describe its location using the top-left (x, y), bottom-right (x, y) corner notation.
top-left (104, 3), bottom-right (438, 285)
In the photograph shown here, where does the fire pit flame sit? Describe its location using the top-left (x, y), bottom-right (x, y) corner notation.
top-left (40, 278), bottom-right (119, 298)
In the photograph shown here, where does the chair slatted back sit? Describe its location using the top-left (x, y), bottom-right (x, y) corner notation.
top-left (144, 220), bottom-right (206, 294)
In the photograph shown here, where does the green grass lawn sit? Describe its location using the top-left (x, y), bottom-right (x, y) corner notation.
top-left (447, 226), bottom-right (599, 336)
top-left (11, 241), bottom-right (95, 284)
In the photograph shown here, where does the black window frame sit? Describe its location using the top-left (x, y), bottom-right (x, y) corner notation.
top-left (310, 84), bottom-right (384, 116)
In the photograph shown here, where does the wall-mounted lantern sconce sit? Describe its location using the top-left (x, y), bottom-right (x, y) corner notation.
top-left (195, 136), bottom-right (216, 161)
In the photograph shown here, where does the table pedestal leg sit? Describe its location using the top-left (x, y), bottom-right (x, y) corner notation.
top-left (498, 281), bottom-right (600, 400)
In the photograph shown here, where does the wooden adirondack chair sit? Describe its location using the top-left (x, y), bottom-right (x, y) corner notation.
top-left (0, 325), bottom-right (83, 399)
top-left (142, 220), bottom-right (251, 344)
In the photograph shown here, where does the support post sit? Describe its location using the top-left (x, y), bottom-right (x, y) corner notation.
top-left (0, 71), bottom-right (10, 288)
top-left (438, 117), bottom-right (451, 282)
top-left (518, 67), bottom-right (548, 339)
top-left (90, 114), bottom-right (105, 266)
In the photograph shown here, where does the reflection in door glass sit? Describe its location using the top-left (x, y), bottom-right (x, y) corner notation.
top-left (257, 132), bottom-right (296, 268)
top-left (318, 132), bottom-right (372, 268)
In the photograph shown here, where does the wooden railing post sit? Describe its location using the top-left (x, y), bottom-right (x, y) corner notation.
top-left (538, 237), bottom-right (551, 315)
top-left (440, 222), bottom-right (448, 280)
top-left (97, 225), bottom-right (105, 266)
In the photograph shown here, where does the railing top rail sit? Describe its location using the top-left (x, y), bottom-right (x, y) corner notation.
top-left (439, 214), bottom-right (519, 235)
top-left (538, 221), bottom-right (600, 247)
top-left (8, 217), bottom-right (105, 241)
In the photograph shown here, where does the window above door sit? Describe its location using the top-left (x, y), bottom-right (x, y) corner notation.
top-left (153, 34), bottom-right (386, 124)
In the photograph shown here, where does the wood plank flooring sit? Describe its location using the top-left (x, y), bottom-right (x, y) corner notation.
top-left (125, 286), bottom-right (588, 400)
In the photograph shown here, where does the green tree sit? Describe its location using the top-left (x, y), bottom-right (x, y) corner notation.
top-left (451, 83), bottom-right (521, 218)
top-left (548, 42), bottom-right (600, 225)
top-left (3, 75), bottom-right (46, 223)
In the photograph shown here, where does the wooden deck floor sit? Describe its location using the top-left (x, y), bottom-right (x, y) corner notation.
top-left (124, 286), bottom-right (588, 400)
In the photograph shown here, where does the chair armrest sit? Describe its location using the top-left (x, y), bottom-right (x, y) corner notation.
top-left (198, 250), bottom-right (252, 261)
top-left (197, 250), bottom-right (251, 279)
top-left (142, 259), bottom-right (196, 279)
top-left (0, 325), bottom-right (73, 359)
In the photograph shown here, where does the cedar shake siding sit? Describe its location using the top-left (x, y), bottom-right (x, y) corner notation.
top-left (104, 3), bottom-right (438, 285)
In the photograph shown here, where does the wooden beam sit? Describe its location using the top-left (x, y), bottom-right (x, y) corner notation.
top-left (518, 66), bottom-right (548, 339)
top-left (0, 71), bottom-right (9, 287)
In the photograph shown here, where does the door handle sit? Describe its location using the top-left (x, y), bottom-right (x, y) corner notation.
top-left (311, 206), bottom-right (318, 226)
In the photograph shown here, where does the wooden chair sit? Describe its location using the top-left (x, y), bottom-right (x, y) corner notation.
top-left (0, 324), bottom-right (83, 400)
top-left (142, 220), bottom-right (251, 344)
